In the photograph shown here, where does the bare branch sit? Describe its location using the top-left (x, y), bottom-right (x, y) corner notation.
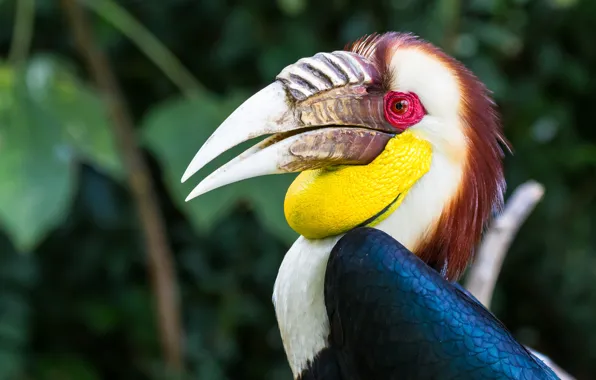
top-left (465, 180), bottom-right (575, 379)
top-left (528, 348), bottom-right (575, 380)
top-left (8, 0), bottom-right (35, 64)
top-left (61, 0), bottom-right (184, 371)
top-left (465, 180), bottom-right (545, 307)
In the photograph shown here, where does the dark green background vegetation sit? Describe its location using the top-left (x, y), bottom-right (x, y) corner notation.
top-left (0, 0), bottom-right (595, 379)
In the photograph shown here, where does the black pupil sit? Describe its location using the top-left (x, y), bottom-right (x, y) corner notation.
top-left (395, 100), bottom-right (407, 112)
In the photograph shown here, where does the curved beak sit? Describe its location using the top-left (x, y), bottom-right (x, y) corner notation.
top-left (182, 51), bottom-right (395, 202)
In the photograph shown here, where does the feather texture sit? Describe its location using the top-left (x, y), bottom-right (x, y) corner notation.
top-left (313, 227), bottom-right (559, 380)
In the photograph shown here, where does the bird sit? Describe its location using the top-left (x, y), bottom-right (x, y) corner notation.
top-left (181, 32), bottom-right (559, 379)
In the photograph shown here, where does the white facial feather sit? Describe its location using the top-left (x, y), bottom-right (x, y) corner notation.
top-left (390, 47), bottom-right (467, 156)
top-left (390, 47), bottom-right (460, 119)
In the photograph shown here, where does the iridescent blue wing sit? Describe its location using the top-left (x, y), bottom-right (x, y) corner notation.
top-left (323, 227), bottom-right (559, 380)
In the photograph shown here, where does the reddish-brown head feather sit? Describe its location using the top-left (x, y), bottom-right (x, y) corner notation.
top-left (347, 32), bottom-right (509, 280)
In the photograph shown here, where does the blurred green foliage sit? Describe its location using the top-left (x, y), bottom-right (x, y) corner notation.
top-left (0, 0), bottom-right (595, 379)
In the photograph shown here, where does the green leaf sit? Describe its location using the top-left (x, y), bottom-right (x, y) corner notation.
top-left (142, 92), bottom-right (298, 243)
top-left (277, 0), bottom-right (307, 16)
top-left (0, 56), bottom-right (122, 251)
top-left (551, 0), bottom-right (578, 8)
top-left (24, 55), bottom-right (124, 180)
top-left (0, 67), bottom-right (75, 252)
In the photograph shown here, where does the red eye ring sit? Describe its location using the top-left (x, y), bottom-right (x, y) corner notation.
top-left (383, 91), bottom-right (425, 131)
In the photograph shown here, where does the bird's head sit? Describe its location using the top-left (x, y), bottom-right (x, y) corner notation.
top-left (182, 32), bottom-right (507, 280)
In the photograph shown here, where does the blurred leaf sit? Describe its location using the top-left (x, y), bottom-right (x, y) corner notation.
top-left (0, 53), bottom-right (126, 252)
top-left (0, 65), bottom-right (75, 252)
top-left (23, 55), bottom-right (124, 180)
top-left (551, 0), bottom-right (578, 9)
top-left (469, 0), bottom-right (498, 14)
top-left (0, 56), bottom-right (122, 251)
top-left (530, 116), bottom-right (559, 143)
top-left (453, 33), bottom-right (479, 58)
top-left (277, 0), bottom-right (307, 16)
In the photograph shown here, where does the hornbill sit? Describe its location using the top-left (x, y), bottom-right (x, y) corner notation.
top-left (182, 32), bottom-right (559, 379)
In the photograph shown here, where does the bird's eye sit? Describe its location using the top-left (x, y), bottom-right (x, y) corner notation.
top-left (383, 91), bottom-right (425, 131)
top-left (393, 99), bottom-right (409, 114)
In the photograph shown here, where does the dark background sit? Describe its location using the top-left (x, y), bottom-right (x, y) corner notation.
top-left (0, 0), bottom-right (595, 379)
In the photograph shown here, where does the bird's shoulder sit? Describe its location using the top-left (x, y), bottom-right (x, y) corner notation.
top-left (323, 227), bottom-right (559, 380)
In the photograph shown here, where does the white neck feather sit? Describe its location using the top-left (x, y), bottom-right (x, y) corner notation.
top-left (272, 235), bottom-right (340, 377)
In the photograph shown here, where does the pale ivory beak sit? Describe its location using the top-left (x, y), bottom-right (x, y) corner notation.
top-left (181, 82), bottom-right (296, 184)
top-left (182, 51), bottom-right (395, 202)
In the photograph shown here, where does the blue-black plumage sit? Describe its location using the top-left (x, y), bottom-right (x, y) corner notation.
top-left (297, 227), bottom-right (558, 380)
